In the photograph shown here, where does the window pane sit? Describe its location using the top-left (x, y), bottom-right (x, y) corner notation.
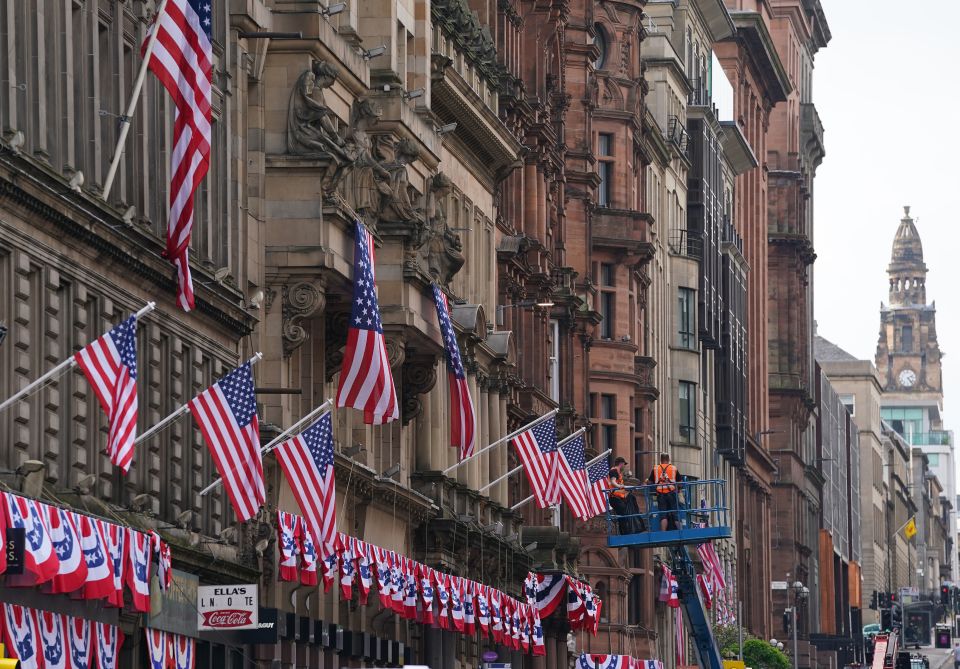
top-left (600, 264), bottom-right (614, 286)
top-left (600, 292), bottom-right (614, 338)
top-left (598, 133), bottom-right (612, 156)
top-left (602, 395), bottom-right (615, 419)
top-left (679, 382), bottom-right (695, 444)
top-left (678, 287), bottom-right (695, 348)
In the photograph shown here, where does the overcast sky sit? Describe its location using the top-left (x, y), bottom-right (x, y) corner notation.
top-left (813, 0), bottom-right (960, 453)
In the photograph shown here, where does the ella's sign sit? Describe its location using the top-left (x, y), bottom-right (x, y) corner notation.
top-left (197, 584), bottom-right (258, 631)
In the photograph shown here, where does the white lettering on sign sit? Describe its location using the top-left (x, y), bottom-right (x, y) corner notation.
top-left (197, 584), bottom-right (258, 631)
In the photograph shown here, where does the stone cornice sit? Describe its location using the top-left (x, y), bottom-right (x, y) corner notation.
top-left (728, 11), bottom-right (792, 104)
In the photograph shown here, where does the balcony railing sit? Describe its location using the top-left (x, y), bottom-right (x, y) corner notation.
top-left (668, 229), bottom-right (702, 259)
top-left (906, 431), bottom-right (952, 446)
top-left (667, 116), bottom-right (688, 153)
top-left (688, 77), bottom-right (710, 106)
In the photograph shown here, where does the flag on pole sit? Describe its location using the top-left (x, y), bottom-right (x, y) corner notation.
top-left (557, 434), bottom-right (590, 520)
top-left (431, 284), bottom-right (476, 459)
top-left (904, 517), bottom-right (917, 540)
top-left (74, 314), bottom-right (140, 472)
top-left (188, 362), bottom-right (265, 522)
top-left (274, 413), bottom-right (338, 555)
top-left (585, 456), bottom-right (612, 519)
top-left (336, 221), bottom-right (399, 424)
top-left (512, 416), bottom-right (559, 508)
top-left (697, 542), bottom-right (727, 591)
top-left (142, 0), bottom-right (213, 311)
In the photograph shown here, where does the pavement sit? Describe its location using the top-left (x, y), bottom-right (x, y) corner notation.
top-left (911, 643), bottom-right (952, 669)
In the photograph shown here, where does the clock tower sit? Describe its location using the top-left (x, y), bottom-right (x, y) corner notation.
top-left (875, 206), bottom-right (943, 394)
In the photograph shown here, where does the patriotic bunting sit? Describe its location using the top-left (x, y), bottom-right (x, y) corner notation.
top-left (38, 610), bottom-right (67, 669)
top-left (3, 604), bottom-right (41, 669)
top-left (96, 621), bottom-right (123, 669)
top-left (65, 615), bottom-right (92, 669)
top-left (146, 628), bottom-right (168, 669)
top-left (299, 518), bottom-right (319, 587)
top-left (659, 563), bottom-right (680, 608)
top-left (0, 491), bottom-right (171, 609)
top-left (577, 655), bottom-right (665, 669)
top-left (339, 536), bottom-right (356, 600)
top-left (675, 607), bottom-right (686, 666)
top-left (277, 510), bottom-right (300, 582)
top-left (46, 508), bottom-right (87, 595)
top-left (173, 634), bottom-right (196, 669)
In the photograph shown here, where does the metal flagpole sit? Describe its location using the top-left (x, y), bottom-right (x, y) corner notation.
top-left (101, 0), bottom-right (170, 200)
top-left (198, 398), bottom-right (334, 496)
top-left (509, 449), bottom-right (612, 511)
top-left (134, 352), bottom-right (263, 445)
top-left (479, 428), bottom-right (590, 494)
top-left (441, 408), bottom-right (558, 476)
top-left (0, 301), bottom-right (156, 414)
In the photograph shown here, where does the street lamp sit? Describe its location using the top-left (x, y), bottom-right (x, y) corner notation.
top-left (495, 301), bottom-right (554, 326)
top-left (788, 581), bottom-right (807, 669)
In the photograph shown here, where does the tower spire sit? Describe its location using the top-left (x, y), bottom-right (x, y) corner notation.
top-left (887, 205), bottom-right (927, 306)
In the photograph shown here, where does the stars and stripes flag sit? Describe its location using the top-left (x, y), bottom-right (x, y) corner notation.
top-left (431, 284), bottom-right (476, 459)
top-left (274, 412), bottom-right (338, 555)
top-left (697, 542), bottom-right (727, 591)
top-left (586, 456), bottom-right (612, 518)
top-left (336, 221), bottom-right (399, 424)
top-left (142, 0), bottom-right (213, 311)
top-left (74, 314), bottom-right (139, 473)
top-left (512, 416), bottom-right (559, 508)
top-left (557, 433), bottom-right (590, 520)
top-left (188, 362), bottom-right (265, 522)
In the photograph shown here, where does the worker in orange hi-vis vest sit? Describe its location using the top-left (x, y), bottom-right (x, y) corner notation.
top-left (646, 453), bottom-right (680, 531)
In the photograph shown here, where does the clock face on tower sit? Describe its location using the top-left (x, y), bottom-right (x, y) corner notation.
top-left (899, 369), bottom-right (917, 388)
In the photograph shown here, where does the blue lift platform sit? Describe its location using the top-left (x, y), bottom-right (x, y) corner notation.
top-left (606, 479), bottom-right (731, 669)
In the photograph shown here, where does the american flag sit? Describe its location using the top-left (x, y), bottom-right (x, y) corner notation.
top-left (336, 222), bottom-right (399, 424)
top-left (142, 0), bottom-right (213, 311)
top-left (187, 362), bottom-right (264, 522)
top-left (512, 416), bottom-right (559, 508)
top-left (585, 456), bottom-right (612, 519)
top-left (431, 284), bottom-right (476, 459)
top-left (557, 434), bottom-right (590, 520)
top-left (675, 607), bottom-right (686, 666)
top-left (697, 543), bottom-right (727, 591)
top-left (274, 412), bottom-right (338, 555)
top-left (74, 315), bottom-right (139, 473)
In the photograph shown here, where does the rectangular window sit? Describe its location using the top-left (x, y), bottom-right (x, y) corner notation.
top-left (598, 263), bottom-right (615, 339)
top-left (598, 133), bottom-right (614, 208)
top-left (593, 393), bottom-right (617, 453)
top-left (678, 287), bottom-right (696, 349)
top-left (927, 453), bottom-right (940, 467)
top-left (679, 381), bottom-right (696, 444)
top-left (901, 325), bottom-right (913, 352)
top-left (840, 394), bottom-right (855, 417)
top-left (549, 320), bottom-right (560, 402)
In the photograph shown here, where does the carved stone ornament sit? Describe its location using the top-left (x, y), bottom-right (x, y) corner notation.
top-left (282, 281), bottom-right (325, 356)
top-left (287, 59), bottom-right (356, 194)
top-left (401, 357), bottom-right (438, 424)
top-left (421, 173), bottom-right (465, 285)
top-left (375, 136), bottom-right (425, 234)
top-left (324, 311), bottom-right (352, 381)
top-left (341, 98), bottom-right (391, 230)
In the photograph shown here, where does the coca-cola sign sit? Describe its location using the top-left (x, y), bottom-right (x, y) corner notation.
top-left (197, 584), bottom-right (259, 631)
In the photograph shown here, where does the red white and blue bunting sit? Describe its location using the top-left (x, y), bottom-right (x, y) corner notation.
top-left (577, 655), bottom-right (665, 669)
top-left (0, 492), bottom-right (172, 614)
top-left (0, 602), bottom-right (124, 669)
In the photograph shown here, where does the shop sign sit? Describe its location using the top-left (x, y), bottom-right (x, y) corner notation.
top-left (4, 528), bottom-right (24, 575)
top-left (197, 584), bottom-right (258, 631)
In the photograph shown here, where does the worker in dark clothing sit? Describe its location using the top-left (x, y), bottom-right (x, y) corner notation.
top-left (646, 453), bottom-right (679, 531)
top-left (608, 457), bottom-right (643, 534)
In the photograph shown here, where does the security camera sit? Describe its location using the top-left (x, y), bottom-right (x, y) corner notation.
top-left (320, 2), bottom-right (346, 16)
top-left (403, 88), bottom-right (425, 101)
top-left (362, 45), bottom-right (387, 60)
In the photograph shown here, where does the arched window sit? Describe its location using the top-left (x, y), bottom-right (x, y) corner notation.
top-left (593, 24), bottom-right (608, 70)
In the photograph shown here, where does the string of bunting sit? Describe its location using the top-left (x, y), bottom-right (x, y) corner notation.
top-left (576, 655), bottom-right (665, 669)
top-left (0, 490), bottom-right (172, 614)
top-left (276, 511), bottom-right (605, 652)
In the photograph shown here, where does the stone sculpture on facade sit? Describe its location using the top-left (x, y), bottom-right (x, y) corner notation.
top-left (343, 98), bottom-right (392, 228)
top-left (376, 136), bottom-right (422, 226)
top-left (422, 173), bottom-right (465, 284)
top-left (287, 59), bottom-right (354, 193)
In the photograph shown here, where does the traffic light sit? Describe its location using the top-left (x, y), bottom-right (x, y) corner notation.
top-left (889, 591), bottom-right (898, 607)
top-left (870, 591), bottom-right (879, 610)
top-left (881, 608), bottom-right (893, 630)
top-left (941, 586), bottom-right (950, 605)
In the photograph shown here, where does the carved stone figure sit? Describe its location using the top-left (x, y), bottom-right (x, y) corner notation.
top-left (286, 59), bottom-right (354, 192)
top-left (377, 136), bottom-right (422, 225)
top-left (343, 99), bottom-right (391, 228)
top-left (423, 173), bottom-right (465, 284)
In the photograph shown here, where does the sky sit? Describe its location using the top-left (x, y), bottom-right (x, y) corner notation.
top-left (813, 0), bottom-right (960, 450)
